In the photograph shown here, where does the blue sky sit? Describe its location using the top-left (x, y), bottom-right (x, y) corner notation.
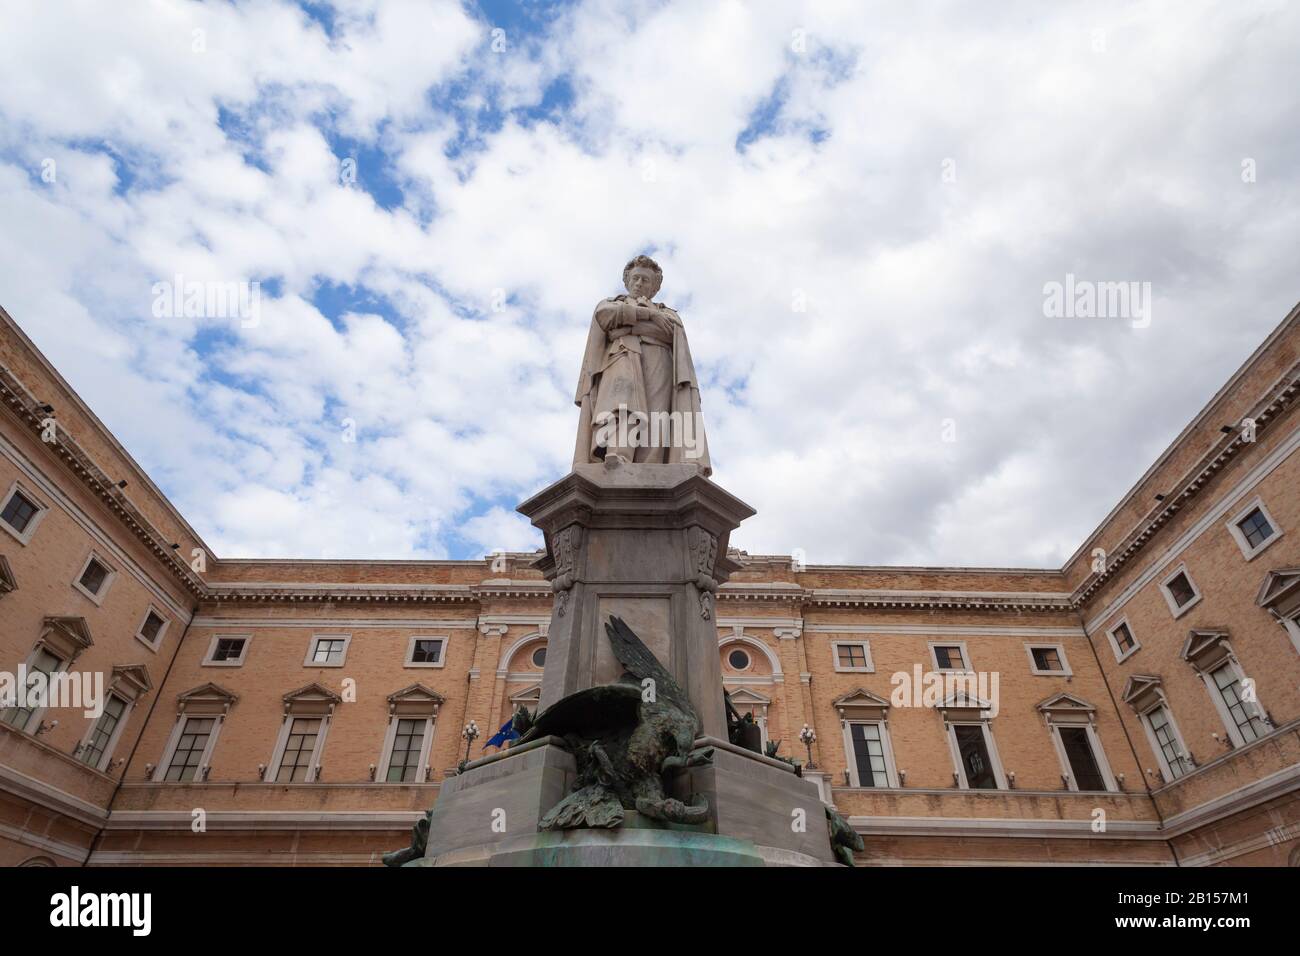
top-left (1, 0), bottom-right (1298, 565)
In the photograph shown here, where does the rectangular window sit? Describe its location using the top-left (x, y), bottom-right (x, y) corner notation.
top-left (164, 717), bottom-right (214, 781)
top-left (1160, 567), bottom-right (1201, 617)
top-left (1237, 507), bottom-right (1275, 549)
top-left (0, 648), bottom-right (62, 730)
top-left (954, 725), bottom-right (997, 789)
top-left (1210, 663), bottom-right (1266, 744)
top-left (1, 489), bottom-right (39, 534)
top-left (79, 694), bottom-right (128, 769)
top-left (848, 722), bottom-right (889, 787)
top-left (211, 637), bottom-right (247, 663)
top-left (934, 645), bottom-right (966, 670)
top-left (138, 610), bottom-right (166, 647)
top-left (838, 644), bottom-right (866, 668)
top-left (309, 637), bottom-right (347, 665)
top-left (78, 558), bottom-right (110, 597)
top-left (1058, 726), bottom-right (1107, 791)
top-left (385, 718), bottom-right (427, 782)
top-left (1146, 706), bottom-right (1190, 780)
top-left (1112, 622), bottom-right (1135, 652)
top-left (410, 639), bottom-right (444, 665)
top-left (276, 718), bottom-right (321, 782)
top-left (1028, 645), bottom-right (1069, 674)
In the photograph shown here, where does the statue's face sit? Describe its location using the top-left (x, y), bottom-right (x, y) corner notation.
top-left (625, 266), bottom-right (660, 300)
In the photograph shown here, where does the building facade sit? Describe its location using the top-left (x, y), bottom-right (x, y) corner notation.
top-left (1, 302), bottom-right (1298, 867)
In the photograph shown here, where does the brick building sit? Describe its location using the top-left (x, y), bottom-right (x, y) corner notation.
top-left (1, 301), bottom-right (1297, 866)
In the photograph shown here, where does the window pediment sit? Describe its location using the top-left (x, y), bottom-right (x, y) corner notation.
top-left (1257, 567), bottom-right (1300, 617)
top-left (833, 687), bottom-right (891, 721)
top-left (40, 616), bottom-right (94, 661)
top-left (387, 683), bottom-right (444, 717)
top-left (1037, 692), bottom-right (1096, 724)
top-left (282, 682), bottom-right (342, 716)
top-left (110, 664), bottom-right (153, 701)
top-left (1181, 628), bottom-right (1233, 672)
top-left (177, 682), bottom-right (238, 715)
top-left (1121, 674), bottom-right (1164, 713)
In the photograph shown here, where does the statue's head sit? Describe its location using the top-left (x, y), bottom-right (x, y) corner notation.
top-left (622, 255), bottom-right (663, 300)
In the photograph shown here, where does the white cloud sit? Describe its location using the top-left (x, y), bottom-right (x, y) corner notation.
top-left (0, 0), bottom-right (1297, 564)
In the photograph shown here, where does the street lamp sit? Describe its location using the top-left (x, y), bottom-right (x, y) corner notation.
top-left (799, 723), bottom-right (816, 769)
top-left (462, 720), bottom-right (480, 765)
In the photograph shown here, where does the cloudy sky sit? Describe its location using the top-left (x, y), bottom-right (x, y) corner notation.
top-left (1, 0), bottom-right (1297, 566)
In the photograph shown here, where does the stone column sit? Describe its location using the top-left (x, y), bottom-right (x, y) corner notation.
top-left (517, 463), bottom-right (755, 740)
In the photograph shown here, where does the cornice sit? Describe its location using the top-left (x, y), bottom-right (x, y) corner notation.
top-left (0, 362), bottom-right (207, 599)
top-left (1071, 359), bottom-right (1300, 608)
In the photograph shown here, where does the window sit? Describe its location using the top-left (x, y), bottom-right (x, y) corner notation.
top-left (385, 718), bottom-right (427, 782)
top-left (1159, 566), bottom-right (1201, 617)
top-left (1038, 694), bottom-right (1116, 792)
top-left (378, 684), bottom-right (443, 783)
top-left (0, 483), bottom-right (47, 544)
top-left (1058, 727), bottom-right (1107, 791)
top-left (1027, 644), bottom-right (1070, 675)
top-left (953, 724), bottom-right (998, 789)
top-left (204, 635), bottom-right (249, 666)
top-left (0, 647), bottom-right (63, 732)
top-left (276, 718), bottom-right (322, 782)
top-left (832, 641), bottom-right (873, 673)
top-left (1209, 662), bottom-right (1267, 745)
top-left (72, 554), bottom-right (115, 604)
top-left (164, 717), bottom-right (215, 782)
top-left (404, 636), bottom-right (445, 668)
top-left (305, 634), bottom-right (350, 667)
top-left (930, 643), bottom-right (968, 671)
top-left (78, 694), bottom-right (128, 770)
top-left (135, 608), bottom-right (168, 650)
top-left (727, 648), bottom-right (750, 670)
top-left (531, 646), bottom-right (547, 668)
top-left (847, 722), bottom-right (890, 787)
top-left (1106, 619), bottom-right (1140, 662)
top-left (1145, 705), bottom-right (1191, 781)
top-left (267, 684), bottom-right (338, 783)
top-left (1226, 498), bottom-right (1282, 560)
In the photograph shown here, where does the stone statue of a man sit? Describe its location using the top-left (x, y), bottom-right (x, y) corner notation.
top-left (572, 256), bottom-right (712, 475)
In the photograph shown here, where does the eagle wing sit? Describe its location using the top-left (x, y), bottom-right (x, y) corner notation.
top-left (605, 615), bottom-right (694, 715)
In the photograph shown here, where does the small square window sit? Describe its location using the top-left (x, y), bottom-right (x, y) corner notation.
top-left (1113, 622), bottom-right (1135, 652)
top-left (1237, 508), bottom-right (1274, 549)
top-left (1029, 646), bottom-right (1067, 674)
top-left (211, 637), bottom-right (247, 663)
top-left (933, 645), bottom-right (966, 670)
top-left (405, 636), bottom-right (447, 667)
top-left (138, 610), bottom-right (166, 647)
top-left (1, 490), bottom-right (39, 534)
top-left (311, 638), bottom-right (347, 665)
top-left (411, 639), bottom-right (443, 664)
top-left (1166, 572), bottom-right (1195, 607)
top-left (1107, 619), bottom-right (1140, 662)
top-left (832, 641), bottom-right (873, 672)
top-left (73, 555), bottom-right (114, 603)
top-left (1159, 567), bottom-right (1202, 617)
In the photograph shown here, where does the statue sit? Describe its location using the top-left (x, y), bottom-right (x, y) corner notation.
top-left (515, 616), bottom-right (714, 828)
top-left (573, 256), bottom-right (712, 475)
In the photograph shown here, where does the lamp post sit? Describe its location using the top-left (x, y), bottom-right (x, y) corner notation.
top-left (462, 720), bottom-right (480, 765)
top-left (799, 723), bottom-right (816, 769)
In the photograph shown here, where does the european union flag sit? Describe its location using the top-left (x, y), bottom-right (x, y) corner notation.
top-left (484, 717), bottom-right (519, 750)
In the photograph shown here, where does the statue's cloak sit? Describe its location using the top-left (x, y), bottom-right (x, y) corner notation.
top-left (572, 295), bottom-right (712, 476)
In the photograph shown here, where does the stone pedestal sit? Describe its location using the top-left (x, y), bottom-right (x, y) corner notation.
top-left (517, 462), bottom-right (754, 740)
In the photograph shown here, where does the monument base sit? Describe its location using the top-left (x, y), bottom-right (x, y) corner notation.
top-left (415, 734), bottom-right (839, 867)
